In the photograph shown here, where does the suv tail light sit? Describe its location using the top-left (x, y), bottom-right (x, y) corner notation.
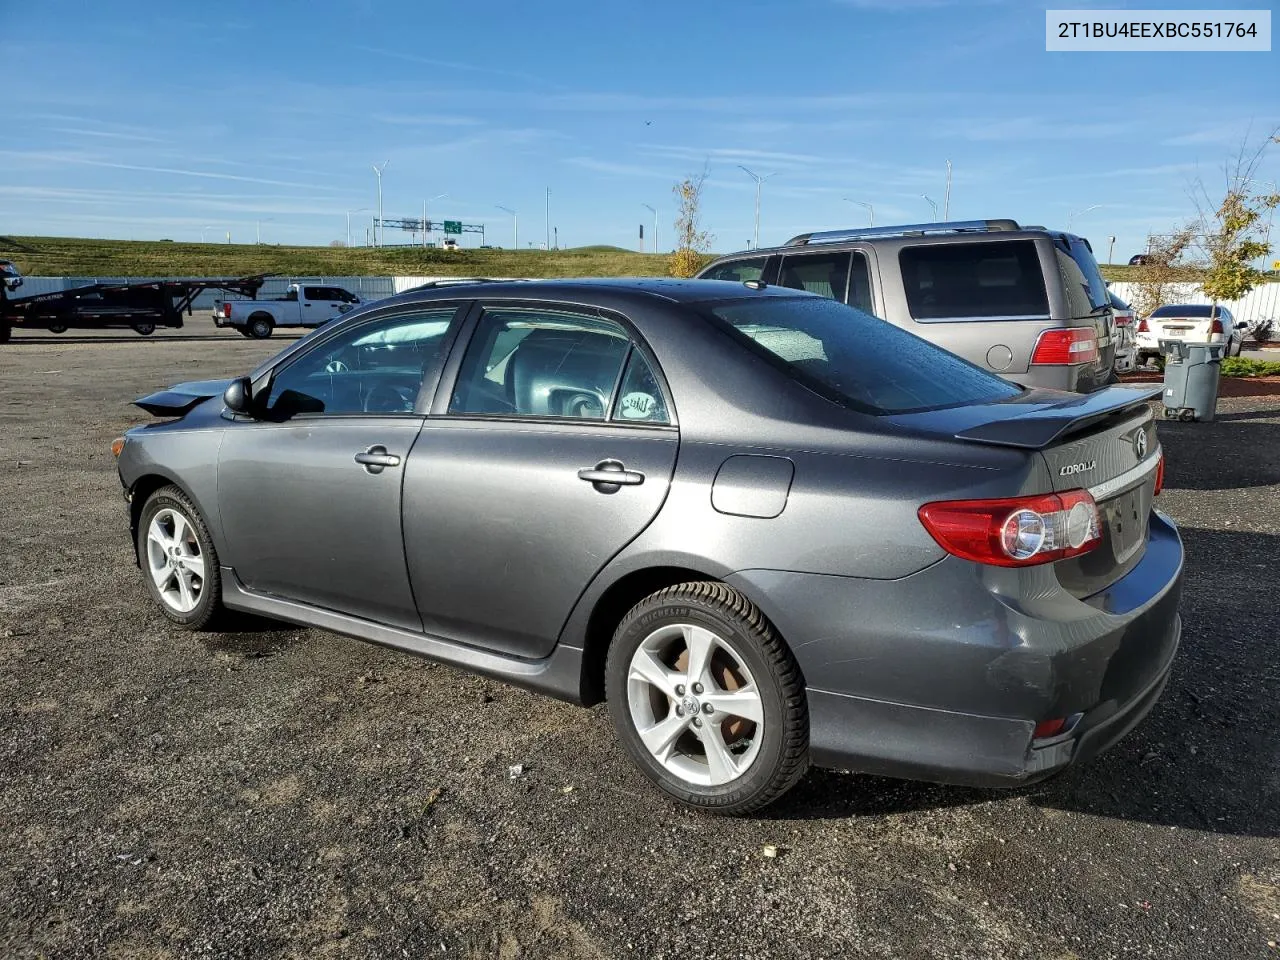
top-left (1137, 318), bottom-right (1149, 333)
top-left (222, 302), bottom-right (232, 318)
top-left (918, 490), bottom-right (1102, 567)
top-left (1210, 318), bottom-right (1224, 336)
top-left (1031, 328), bottom-right (1098, 365)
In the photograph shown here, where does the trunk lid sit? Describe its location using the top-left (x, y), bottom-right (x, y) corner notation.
top-left (888, 385), bottom-right (1162, 597)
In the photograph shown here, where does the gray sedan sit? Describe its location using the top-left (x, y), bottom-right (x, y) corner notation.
top-left (116, 279), bottom-right (1182, 814)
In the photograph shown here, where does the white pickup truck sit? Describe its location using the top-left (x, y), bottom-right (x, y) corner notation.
top-left (214, 282), bottom-right (363, 338)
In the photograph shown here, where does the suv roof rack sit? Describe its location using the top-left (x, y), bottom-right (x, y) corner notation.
top-left (784, 219), bottom-right (1022, 247)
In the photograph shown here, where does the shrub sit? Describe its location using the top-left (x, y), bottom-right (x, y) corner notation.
top-left (1220, 356), bottom-right (1280, 378)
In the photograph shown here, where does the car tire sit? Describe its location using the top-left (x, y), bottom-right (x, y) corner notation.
top-left (248, 315), bottom-right (274, 339)
top-left (0, 323), bottom-right (10, 344)
top-left (133, 323), bottom-right (156, 336)
top-left (605, 581), bottom-right (809, 815)
top-left (48, 323), bottom-right (68, 334)
top-left (136, 485), bottom-right (223, 630)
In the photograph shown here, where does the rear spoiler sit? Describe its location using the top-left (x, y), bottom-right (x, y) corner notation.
top-left (134, 378), bottom-right (232, 417)
top-left (954, 386), bottom-right (1162, 450)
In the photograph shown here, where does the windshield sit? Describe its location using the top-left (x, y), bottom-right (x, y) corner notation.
top-left (705, 296), bottom-right (1022, 415)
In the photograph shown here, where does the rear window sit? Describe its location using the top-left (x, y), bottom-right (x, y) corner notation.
top-left (1150, 304), bottom-right (1216, 318)
top-left (899, 240), bottom-right (1049, 321)
top-left (1108, 291), bottom-right (1131, 310)
top-left (705, 296), bottom-right (1021, 415)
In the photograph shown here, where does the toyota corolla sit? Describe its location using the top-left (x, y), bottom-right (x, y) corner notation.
top-left (116, 279), bottom-right (1182, 814)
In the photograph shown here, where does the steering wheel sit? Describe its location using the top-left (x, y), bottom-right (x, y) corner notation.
top-left (365, 384), bottom-right (412, 413)
top-left (324, 359), bottom-right (349, 374)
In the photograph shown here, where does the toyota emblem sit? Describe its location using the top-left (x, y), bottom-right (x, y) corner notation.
top-left (1134, 430), bottom-right (1148, 459)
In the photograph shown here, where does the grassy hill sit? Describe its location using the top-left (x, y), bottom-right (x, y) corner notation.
top-left (0, 235), bottom-right (679, 279)
top-left (0, 234), bottom-right (1177, 284)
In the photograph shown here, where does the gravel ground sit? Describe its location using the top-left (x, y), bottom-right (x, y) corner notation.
top-left (1, 332), bottom-right (1278, 960)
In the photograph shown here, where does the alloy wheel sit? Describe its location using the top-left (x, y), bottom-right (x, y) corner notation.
top-left (626, 623), bottom-right (764, 787)
top-left (145, 508), bottom-right (206, 613)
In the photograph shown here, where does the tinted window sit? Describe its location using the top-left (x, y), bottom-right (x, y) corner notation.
top-left (899, 241), bottom-right (1049, 320)
top-left (1108, 291), bottom-right (1131, 310)
top-left (1054, 237), bottom-right (1109, 316)
top-left (779, 252), bottom-right (850, 301)
top-left (1150, 304), bottom-right (1218, 318)
top-left (700, 257), bottom-right (767, 283)
top-left (611, 350), bottom-right (670, 425)
top-left (706, 296), bottom-right (1021, 415)
top-left (304, 287), bottom-right (334, 301)
top-left (450, 307), bottom-right (632, 420)
top-left (264, 308), bottom-right (456, 418)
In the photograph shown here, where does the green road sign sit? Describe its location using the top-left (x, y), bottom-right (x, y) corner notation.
top-left (443, 220), bottom-right (462, 235)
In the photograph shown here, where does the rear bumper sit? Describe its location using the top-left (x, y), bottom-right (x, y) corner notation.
top-left (727, 510), bottom-right (1184, 787)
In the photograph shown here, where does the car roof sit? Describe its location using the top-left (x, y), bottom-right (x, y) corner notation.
top-left (386, 276), bottom-right (811, 308)
top-left (703, 225), bottom-right (1083, 262)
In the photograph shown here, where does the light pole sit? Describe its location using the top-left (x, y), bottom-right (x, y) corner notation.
top-left (642, 203), bottom-right (657, 253)
top-left (944, 160), bottom-right (952, 220)
top-left (843, 198), bottom-right (874, 226)
top-left (495, 205), bottom-right (517, 249)
top-left (545, 187), bottom-right (551, 251)
top-left (372, 160), bottom-right (389, 247)
top-left (922, 194), bottom-right (938, 219)
top-left (739, 165), bottom-right (777, 249)
top-left (200, 225), bottom-right (213, 243)
top-left (424, 194), bottom-right (448, 248)
top-left (346, 208), bottom-right (369, 248)
top-left (1066, 204), bottom-right (1102, 232)
top-left (256, 218), bottom-right (274, 244)
top-left (1107, 235), bottom-right (1116, 265)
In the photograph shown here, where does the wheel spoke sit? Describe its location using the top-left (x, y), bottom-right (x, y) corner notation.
top-left (146, 528), bottom-right (170, 552)
top-left (703, 686), bottom-right (763, 724)
top-left (699, 724), bottom-right (739, 784)
top-left (638, 711), bottom-right (690, 762)
top-left (150, 561), bottom-right (174, 589)
top-left (629, 649), bottom-right (681, 699)
top-left (175, 570), bottom-right (195, 610)
top-left (170, 513), bottom-right (190, 550)
top-left (682, 625), bottom-right (717, 688)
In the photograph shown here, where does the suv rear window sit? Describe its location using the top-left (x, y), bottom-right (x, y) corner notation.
top-left (1053, 237), bottom-right (1109, 316)
top-left (705, 296), bottom-right (1021, 415)
top-left (899, 240), bottom-right (1049, 321)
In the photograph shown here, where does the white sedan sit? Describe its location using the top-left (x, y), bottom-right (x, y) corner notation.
top-left (1135, 304), bottom-right (1248, 364)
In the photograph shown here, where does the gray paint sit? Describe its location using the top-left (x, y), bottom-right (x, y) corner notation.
top-left (117, 278), bottom-right (1184, 787)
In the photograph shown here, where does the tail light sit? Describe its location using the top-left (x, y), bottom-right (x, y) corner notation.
top-left (918, 489), bottom-right (1102, 567)
top-left (1114, 314), bottom-right (1131, 327)
top-left (1210, 318), bottom-right (1223, 336)
top-left (1030, 328), bottom-right (1098, 365)
top-left (1137, 318), bottom-right (1149, 333)
top-left (222, 302), bottom-right (232, 318)
top-left (1154, 452), bottom-right (1165, 496)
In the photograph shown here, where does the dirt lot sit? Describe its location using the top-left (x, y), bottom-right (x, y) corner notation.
top-left (2, 327), bottom-right (1279, 959)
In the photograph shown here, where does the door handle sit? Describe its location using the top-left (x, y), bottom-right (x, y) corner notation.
top-left (578, 459), bottom-right (645, 492)
top-left (355, 445), bottom-right (401, 474)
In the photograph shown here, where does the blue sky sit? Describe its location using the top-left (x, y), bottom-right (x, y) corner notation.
top-left (1, 0), bottom-right (1275, 260)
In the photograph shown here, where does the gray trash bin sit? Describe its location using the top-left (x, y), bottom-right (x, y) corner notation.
top-left (1159, 340), bottom-right (1224, 422)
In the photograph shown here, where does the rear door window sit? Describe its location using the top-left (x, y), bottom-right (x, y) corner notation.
top-left (700, 257), bottom-right (768, 283)
top-left (899, 240), bottom-right (1049, 321)
top-left (778, 252), bottom-right (850, 301)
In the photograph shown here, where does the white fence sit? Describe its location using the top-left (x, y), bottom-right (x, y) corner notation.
top-left (16, 275), bottom-right (1280, 324)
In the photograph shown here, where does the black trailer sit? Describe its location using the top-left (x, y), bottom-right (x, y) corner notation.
top-left (0, 272), bottom-right (270, 343)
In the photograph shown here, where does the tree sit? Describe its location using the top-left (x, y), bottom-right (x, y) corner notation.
top-left (1193, 129), bottom-right (1280, 304)
top-left (328, 239), bottom-right (347, 248)
top-left (670, 166), bottom-right (714, 278)
top-left (1130, 227), bottom-right (1197, 317)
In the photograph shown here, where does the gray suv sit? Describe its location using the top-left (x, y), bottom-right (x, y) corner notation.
top-left (697, 219), bottom-right (1116, 393)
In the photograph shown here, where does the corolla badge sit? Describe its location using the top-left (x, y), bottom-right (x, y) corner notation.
top-left (1060, 460), bottom-right (1097, 476)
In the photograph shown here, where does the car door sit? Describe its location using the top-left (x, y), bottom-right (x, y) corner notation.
top-left (217, 303), bottom-right (466, 630)
top-left (401, 302), bottom-right (679, 659)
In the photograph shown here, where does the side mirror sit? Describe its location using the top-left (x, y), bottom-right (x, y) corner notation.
top-left (223, 376), bottom-right (254, 415)
top-left (1235, 322), bottom-right (1249, 330)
